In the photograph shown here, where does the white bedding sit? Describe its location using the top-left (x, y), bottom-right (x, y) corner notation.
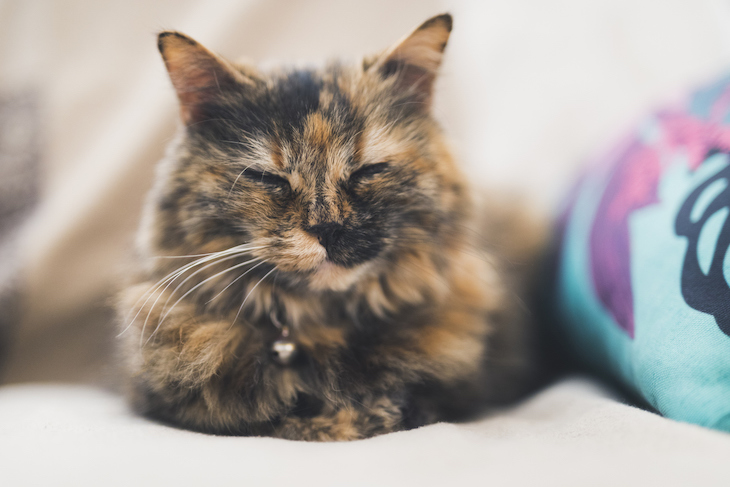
top-left (2, 1), bottom-right (730, 484)
top-left (1, 378), bottom-right (729, 486)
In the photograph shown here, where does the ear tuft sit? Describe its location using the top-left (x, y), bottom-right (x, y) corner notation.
top-left (158, 31), bottom-right (249, 125)
top-left (373, 14), bottom-right (453, 105)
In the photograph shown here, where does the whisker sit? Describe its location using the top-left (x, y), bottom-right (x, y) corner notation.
top-left (205, 260), bottom-right (267, 304)
top-left (139, 252), bottom-right (254, 346)
top-left (121, 243), bottom-right (264, 339)
top-left (230, 266), bottom-right (277, 329)
top-left (153, 250), bottom-right (242, 259)
top-left (121, 251), bottom-right (231, 338)
top-left (147, 242), bottom-right (264, 269)
top-left (157, 252), bottom-right (256, 321)
top-left (228, 163), bottom-right (257, 198)
top-left (147, 256), bottom-right (264, 345)
top-left (117, 269), bottom-right (184, 339)
top-left (147, 243), bottom-right (263, 289)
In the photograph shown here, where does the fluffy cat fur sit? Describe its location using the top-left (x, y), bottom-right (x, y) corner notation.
top-left (117, 14), bottom-right (545, 441)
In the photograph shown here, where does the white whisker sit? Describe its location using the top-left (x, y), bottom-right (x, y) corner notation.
top-left (157, 252), bottom-right (254, 322)
top-left (118, 267), bottom-right (186, 339)
top-left (205, 260), bottom-right (267, 304)
top-left (121, 252), bottom-right (226, 339)
top-left (138, 253), bottom-right (247, 346)
top-left (120, 243), bottom-right (264, 340)
top-left (153, 251), bottom-right (236, 259)
top-left (146, 257), bottom-right (264, 345)
top-left (228, 163), bottom-right (257, 198)
top-left (230, 266), bottom-right (277, 329)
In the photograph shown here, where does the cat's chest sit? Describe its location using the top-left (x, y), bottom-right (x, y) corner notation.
top-left (245, 294), bottom-right (430, 364)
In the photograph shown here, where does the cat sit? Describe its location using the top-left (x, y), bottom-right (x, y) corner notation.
top-left (117, 13), bottom-right (545, 441)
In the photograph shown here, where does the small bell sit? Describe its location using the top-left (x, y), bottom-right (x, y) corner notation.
top-left (272, 337), bottom-right (297, 365)
top-left (270, 312), bottom-right (297, 366)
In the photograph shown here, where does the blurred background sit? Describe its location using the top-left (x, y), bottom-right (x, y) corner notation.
top-left (1, 0), bottom-right (730, 384)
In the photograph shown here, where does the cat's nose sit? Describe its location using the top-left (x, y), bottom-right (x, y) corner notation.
top-left (306, 223), bottom-right (344, 250)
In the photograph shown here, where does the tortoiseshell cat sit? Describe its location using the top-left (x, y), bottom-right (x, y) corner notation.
top-left (118, 14), bottom-right (545, 441)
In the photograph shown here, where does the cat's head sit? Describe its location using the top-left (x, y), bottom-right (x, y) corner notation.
top-left (149, 14), bottom-right (469, 292)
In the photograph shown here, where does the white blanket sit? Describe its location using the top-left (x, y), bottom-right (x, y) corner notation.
top-left (1, 378), bottom-right (729, 486)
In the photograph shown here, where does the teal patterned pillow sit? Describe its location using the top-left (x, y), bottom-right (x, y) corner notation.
top-left (553, 75), bottom-right (730, 432)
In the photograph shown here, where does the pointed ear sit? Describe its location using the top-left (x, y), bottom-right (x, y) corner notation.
top-left (158, 31), bottom-right (251, 125)
top-left (372, 14), bottom-right (452, 105)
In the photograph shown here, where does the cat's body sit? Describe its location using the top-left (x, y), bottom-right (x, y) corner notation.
top-left (117, 14), bottom-right (544, 441)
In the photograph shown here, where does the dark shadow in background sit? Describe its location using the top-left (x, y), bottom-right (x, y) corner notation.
top-left (0, 91), bottom-right (41, 381)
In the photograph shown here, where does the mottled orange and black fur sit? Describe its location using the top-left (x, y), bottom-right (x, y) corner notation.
top-left (117, 14), bottom-right (544, 441)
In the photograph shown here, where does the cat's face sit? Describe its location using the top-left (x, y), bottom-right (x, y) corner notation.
top-left (151, 15), bottom-right (467, 292)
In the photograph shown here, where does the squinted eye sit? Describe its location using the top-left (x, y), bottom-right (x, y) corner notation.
top-left (350, 162), bottom-right (389, 183)
top-left (243, 169), bottom-right (290, 190)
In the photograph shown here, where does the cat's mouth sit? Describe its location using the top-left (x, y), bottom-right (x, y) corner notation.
top-left (307, 259), bottom-right (373, 291)
top-left (265, 228), bottom-right (381, 291)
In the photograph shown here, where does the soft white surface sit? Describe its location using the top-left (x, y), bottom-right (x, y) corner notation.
top-left (2, 378), bottom-right (729, 487)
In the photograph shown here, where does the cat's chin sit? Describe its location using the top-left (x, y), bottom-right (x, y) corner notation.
top-left (307, 260), bottom-right (372, 292)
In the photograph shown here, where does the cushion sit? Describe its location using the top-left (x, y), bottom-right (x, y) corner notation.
top-left (552, 74), bottom-right (730, 432)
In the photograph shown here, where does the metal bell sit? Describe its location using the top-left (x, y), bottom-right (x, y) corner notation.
top-left (272, 338), bottom-right (297, 365)
top-left (270, 313), bottom-right (297, 366)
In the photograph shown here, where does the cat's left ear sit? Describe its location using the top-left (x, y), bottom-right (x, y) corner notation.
top-left (158, 31), bottom-right (252, 125)
top-left (371, 14), bottom-right (452, 106)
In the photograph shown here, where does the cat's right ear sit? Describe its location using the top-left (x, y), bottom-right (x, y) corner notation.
top-left (158, 32), bottom-right (251, 125)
